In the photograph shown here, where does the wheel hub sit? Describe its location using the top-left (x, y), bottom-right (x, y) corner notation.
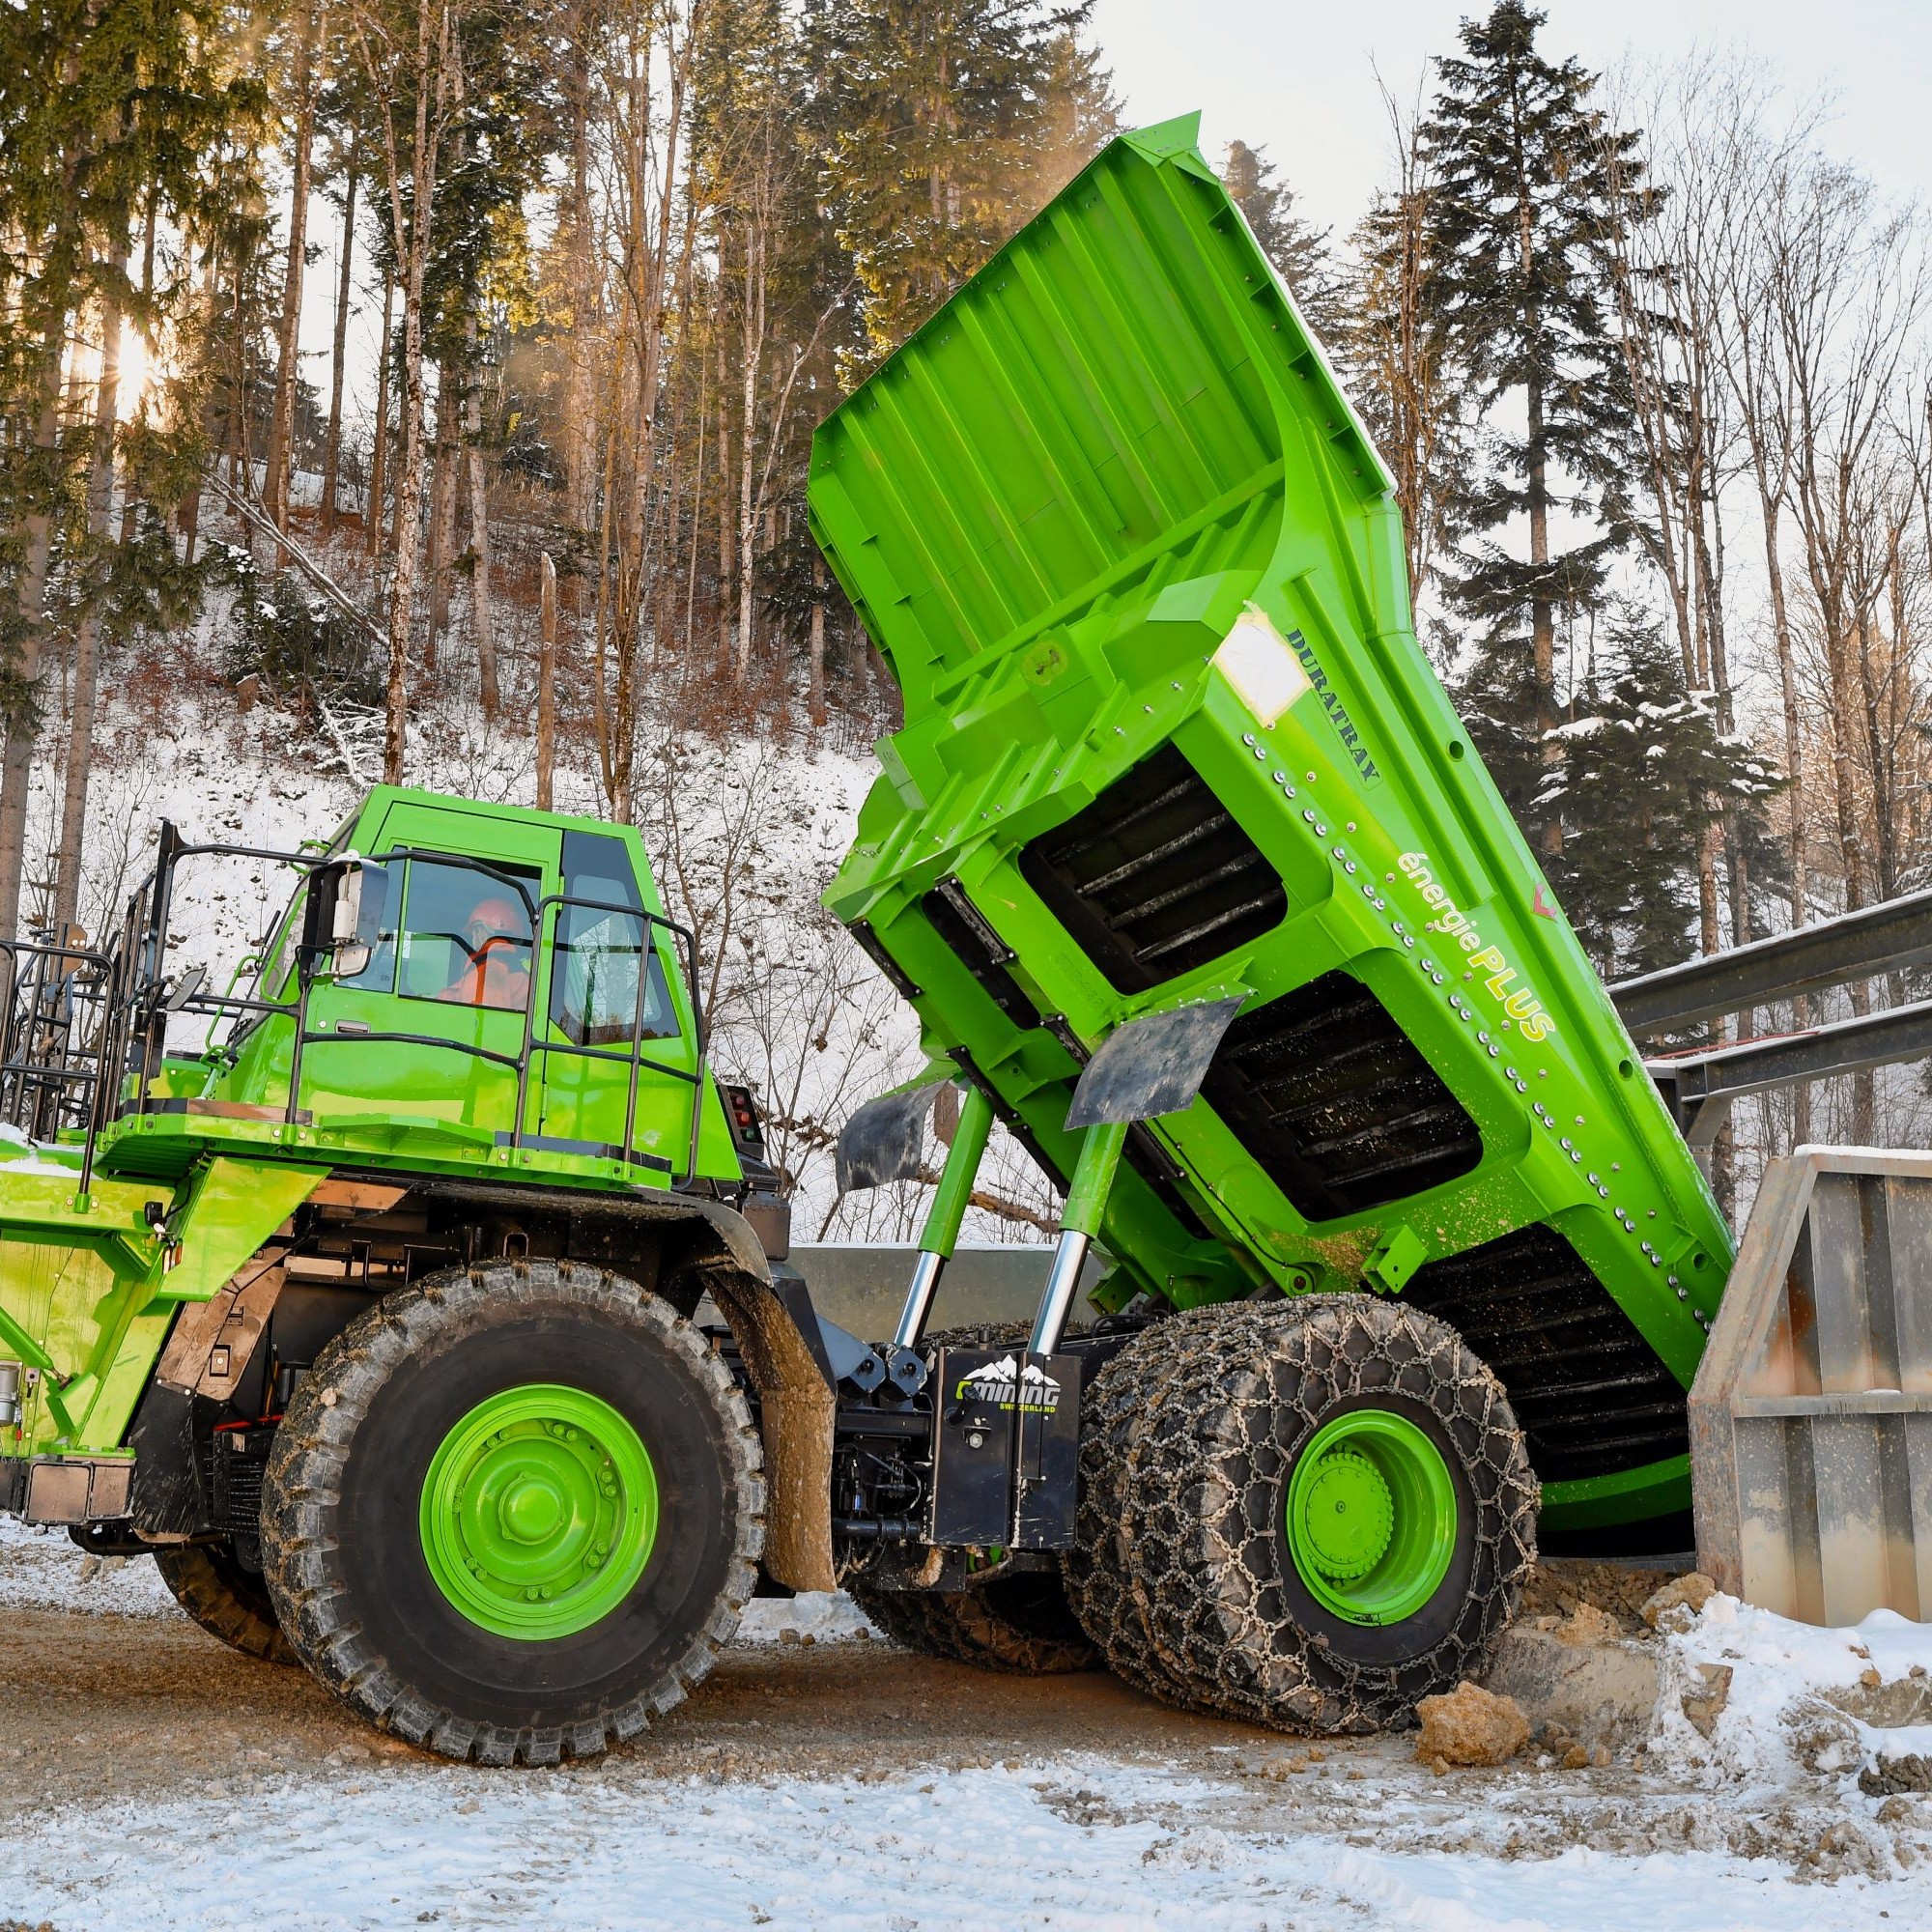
top-left (420, 1384), bottom-right (658, 1640)
top-left (1284, 1408), bottom-right (1458, 1628)
top-left (1296, 1449), bottom-right (1394, 1580)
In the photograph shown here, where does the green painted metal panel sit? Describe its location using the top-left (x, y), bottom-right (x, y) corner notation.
top-left (0, 1157), bottom-right (327, 1456)
top-left (813, 115), bottom-right (1734, 1528)
top-left (141, 782), bottom-right (741, 1191)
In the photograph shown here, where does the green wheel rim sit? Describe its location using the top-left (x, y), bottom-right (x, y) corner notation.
top-left (419, 1383), bottom-right (658, 1640)
top-left (1284, 1408), bottom-right (1458, 1627)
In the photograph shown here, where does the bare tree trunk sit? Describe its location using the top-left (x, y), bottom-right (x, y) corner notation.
top-left (536, 552), bottom-right (557, 809)
top-left (228, 252), bottom-right (250, 495)
top-left (53, 279), bottom-right (128, 936)
top-left (367, 266), bottom-right (392, 557)
top-left (809, 556), bottom-right (826, 727)
top-left (716, 385), bottom-right (732, 668)
top-left (322, 145), bottom-right (359, 538)
top-left (265, 0), bottom-right (328, 562)
top-left (362, 0), bottom-right (455, 785)
top-left (592, 408), bottom-right (618, 812)
top-left (734, 225), bottom-right (763, 683)
top-left (463, 316), bottom-right (497, 714)
top-left (0, 369), bottom-right (62, 943)
top-left (120, 195), bottom-right (159, 548)
top-left (426, 374), bottom-right (455, 667)
top-left (1515, 143), bottom-right (1559, 860)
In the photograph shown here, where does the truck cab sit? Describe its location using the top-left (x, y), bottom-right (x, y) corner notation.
top-left (128, 787), bottom-right (749, 1194)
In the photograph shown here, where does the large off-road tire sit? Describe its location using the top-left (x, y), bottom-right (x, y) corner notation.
top-left (153, 1541), bottom-right (298, 1665)
top-left (261, 1259), bottom-right (764, 1765)
top-left (848, 1570), bottom-right (1098, 1673)
top-left (1123, 1293), bottom-right (1537, 1733)
top-left (1062, 1306), bottom-right (1237, 1710)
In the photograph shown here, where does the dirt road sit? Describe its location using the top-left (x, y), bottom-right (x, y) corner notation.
top-left (0, 1536), bottom-right (1924, 1930)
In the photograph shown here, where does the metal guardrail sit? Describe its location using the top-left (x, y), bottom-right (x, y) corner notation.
top-left (1646, 998), bottom-right (1932, 1146)
top-left (1608, 887), bottom-right (1932, 1150)
top-left (1611, 885), bottom-right (1932, 1037)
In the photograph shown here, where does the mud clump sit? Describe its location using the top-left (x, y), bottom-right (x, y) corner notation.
top-left (1520, 1560), bottom-right (1682, 1634)
top-left (1414, 1681), bottom-right (1530, 1767)
top-left (1551, 1602), bottom-right (1622, 1646)
top-left (1861, 1752), bottom-right (1932, 1798)
top-left (1679, 1662), bottom-right (1732, 1739)
top-left (1641, 1573), bottom-right (1718, 1631)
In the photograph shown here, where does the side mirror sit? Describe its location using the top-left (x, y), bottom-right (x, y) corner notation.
top-left (163, 964), bottom-right (208, 1012)
top-left (300, 857), bottom-right (384, 981)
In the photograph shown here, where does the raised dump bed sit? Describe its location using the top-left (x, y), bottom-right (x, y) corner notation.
top-left (812, 112), bottom-right (1733, 1544)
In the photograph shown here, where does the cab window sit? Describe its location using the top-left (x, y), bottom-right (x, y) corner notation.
top-left (398, 860), bottom-right (539, 1012)
top-left (551, 831), bottom-right (679, 1045)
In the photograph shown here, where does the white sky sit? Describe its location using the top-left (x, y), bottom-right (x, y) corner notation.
top-left (1089, 0), bottom-right (1932, 236)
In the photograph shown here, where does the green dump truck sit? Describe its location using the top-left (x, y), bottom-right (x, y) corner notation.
top-left (810, 113), bottom-right (1734, 1728)
top-left (0, 114), bottom-right (1738, 1756)
top-left (0, 791), bottom-right (818, 1763)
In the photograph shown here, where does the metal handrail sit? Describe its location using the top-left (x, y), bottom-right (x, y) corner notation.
top-left (2, 830), bottom-right (716, 1194)
top-left (509, 888), bottom-right (709, 1184)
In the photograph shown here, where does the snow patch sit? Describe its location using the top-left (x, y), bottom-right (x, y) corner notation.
top-left (1652, 1591), bottom-right (1932, 1790)
top-left (0, 1515), bottom-right (179, 1619)
top-left (734, 1590), bottom-right (875, 1645)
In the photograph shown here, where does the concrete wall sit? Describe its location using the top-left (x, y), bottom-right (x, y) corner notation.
top-left (1690, 1148), bottom-right (1932, 1624)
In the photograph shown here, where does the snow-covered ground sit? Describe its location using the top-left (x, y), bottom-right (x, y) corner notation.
top-left (4, 1521), bottom-right (1931, 1930)
top-left (5, 1751), bottom-right (1912, 1932)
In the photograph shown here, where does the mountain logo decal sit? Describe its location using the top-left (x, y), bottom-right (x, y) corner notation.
top-left (953, 1353), bottom-right (1063, 1413)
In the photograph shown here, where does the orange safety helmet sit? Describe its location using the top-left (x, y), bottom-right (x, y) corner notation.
top-left (462, 895), bottom-right (527, 951)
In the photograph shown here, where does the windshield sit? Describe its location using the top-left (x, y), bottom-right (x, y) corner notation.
top-left (255, 878), bottom-right (309, 1005)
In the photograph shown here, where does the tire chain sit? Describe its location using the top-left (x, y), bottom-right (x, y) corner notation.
top-left (845, 1572), bottom-right (1097, 1674)
top-left (262, 1260), bottom-right (766, 1766)
top-left (1121, 1293), bottom-right (1537, 1733)
top-left (1061, 1303), bottom-right (1260, 1709)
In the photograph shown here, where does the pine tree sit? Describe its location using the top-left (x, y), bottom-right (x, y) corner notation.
top-left (806, 0), bottom-right (1098, 357)
top-left (1037, 28), bottom-right (1121, 200)
top-left (1419, 2), bottom-right (1641, 859)
top-left (1221, 139), bottom-right (1350, 353)
top-left (1547, 607), bottom-right (1782, 983)
top-left (0, 0), bottom-right (261, 937)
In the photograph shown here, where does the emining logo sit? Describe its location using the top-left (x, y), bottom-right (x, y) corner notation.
top-left (954, 1353), bottom-right (1062, 1414)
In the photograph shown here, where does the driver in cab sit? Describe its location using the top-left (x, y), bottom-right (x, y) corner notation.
top-left (439, 895), bottom-right (532, 1009)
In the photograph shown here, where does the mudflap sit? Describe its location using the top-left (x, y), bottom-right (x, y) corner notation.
top-left (929, 1346), bottom-right (1082, 1550)
top-left (707, 1262), bottom-right (839, 1593)
top-left (126, 1381), bottom-right (209, 1538)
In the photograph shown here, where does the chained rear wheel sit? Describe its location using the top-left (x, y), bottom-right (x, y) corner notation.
top-left (262, 1260), bottom-right (764, 1764)
top-left (1063, 1308), bottom-right (1231, 1709)
top-left (1123, 1293), bottom-right (1537, 1733)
